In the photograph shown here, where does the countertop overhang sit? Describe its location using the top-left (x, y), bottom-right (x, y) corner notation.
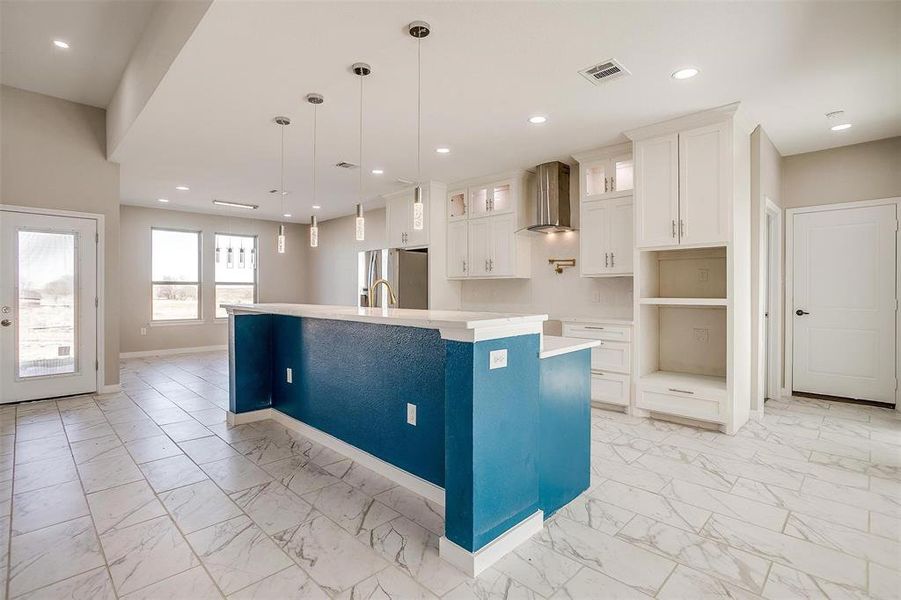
top-left (223, 303), bottom-right (548, 342)
top-left (539, 335), bottom-right (601, 359)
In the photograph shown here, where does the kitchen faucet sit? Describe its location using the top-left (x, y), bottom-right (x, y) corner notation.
top-left (369, 278), bottom-right (398, 308)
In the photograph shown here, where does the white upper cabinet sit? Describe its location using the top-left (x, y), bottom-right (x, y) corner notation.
top-left (446, 220), bottom-right (468, 278)
top-left (385, 188), bottom-right (430, 248)
top-left (608, 198), bottom-right (634, 274)
top-left (679, 123), bottom-right (730, 245)
top-left (582, 154), bottom-right (634, 202)
top-left (580, 197), bottom-right (633, 276)
top-left (631, 120), bottom-right (733, 249)
top-left (634, 134), bottom-right (679, 248)
top-left (446, 171), bottom-right (531, 279)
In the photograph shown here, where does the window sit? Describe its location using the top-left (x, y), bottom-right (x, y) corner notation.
top-left (151, 229), bottom-right (201, 321)
top-left (215, 233), bottom-right (257, 318)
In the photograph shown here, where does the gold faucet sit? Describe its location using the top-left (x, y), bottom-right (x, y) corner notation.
top-left (368, 278), bottom-right (398, 308)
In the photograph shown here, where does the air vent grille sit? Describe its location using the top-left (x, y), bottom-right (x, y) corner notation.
top-left (336, 161), bottom-right (358, 169)
top-left (579, 59), bottom-right (630, 85)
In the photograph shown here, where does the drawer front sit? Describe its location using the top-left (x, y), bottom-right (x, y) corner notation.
top-left (636, 388), bottom-right (724, 423)
top-left (590, 372), bottom-right (630, 406)
top-left (562, 323), bottom-right (631, 343)
top-left (590, 341), bottom-right (631, 373)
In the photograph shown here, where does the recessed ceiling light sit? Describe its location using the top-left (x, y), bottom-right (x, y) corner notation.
top-left (436, 147), bottom-right (450, 154)
top-left (283, 213), bottom-right (292, 218)
top-left (831, 123), bottom-right (852, 131)
top-left (212, 199), bottom-right (258, 209)
top-left (671, 67), bottom-right (699, 80)
top-left (312, 205), bottom-right (321, 210)
top-left (52, 40), bottom-right (70, 49)
top-left (175, 185), bottom-right (189, 191)
top-left (528, 116), bottom-right (547, 124)
top-left (157, 198), bottom-right (169, 203)
top-left (371, 169), bottom-right (384, 175)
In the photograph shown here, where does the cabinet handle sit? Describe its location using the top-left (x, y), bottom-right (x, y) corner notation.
top-left (680, 220), bottom-right (685, 238)
top-left (485, 259), bottom-right (489, 272)
top-left (672, 220), bottom-right (676, 238)
top-left (584, 326), bottom-right (605, 330)
top-left (611, 176), bottom-right (615, 191)
top-left (489, 258), bottom-right (494, 271)
top-left (668, 388), bottom-right (695, 395)
top-left (485, 198), bottom-right (489, 212)
top-left (604, 177), bottom-right (609, 193)
top-left (610, 252), bottom-right (615, 267)
top-left (605, 252), bottom-right (609, 268)
top-left (462, 259), bottom-right (467, 273)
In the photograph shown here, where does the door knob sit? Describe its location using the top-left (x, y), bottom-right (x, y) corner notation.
top-left (1, 319), bottom-right (11, 327)
top-left (795, 309), bottom-right (809, 316)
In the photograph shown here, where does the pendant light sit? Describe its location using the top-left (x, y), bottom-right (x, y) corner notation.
top-left (306, 93), bottom-right (324, 248)
top-left (409, 21), bottom-right (430, 231)
top-left (352, 62), bottom-right (371, 241)
top-left (274, 116), bottom-right (291, 253)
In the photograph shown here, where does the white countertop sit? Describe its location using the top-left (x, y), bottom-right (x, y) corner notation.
top-left (224, 303), bottom-right (547, 341)
top-left (539, 335), bottom-right (601, 359)
top-left (555, 315), bottom-right (634, 326)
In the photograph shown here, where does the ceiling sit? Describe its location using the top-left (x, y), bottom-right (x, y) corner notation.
top-left (0, 0), bottom-right (156, 108)
top-left (5, 2), bottom-right (900, 223)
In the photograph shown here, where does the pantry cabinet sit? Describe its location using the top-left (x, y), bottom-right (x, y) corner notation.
top-left (385, 187), bottom-right (429, 248)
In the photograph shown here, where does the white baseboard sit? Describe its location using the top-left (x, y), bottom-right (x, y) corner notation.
top-left (231, 408), bottom-right (446, 506)
top-left (120, 345), bottom-right (227, 359)
top-left (97, 384), bottom-right (122, 395)
top-left (439, 510), bottom-right (544, 577)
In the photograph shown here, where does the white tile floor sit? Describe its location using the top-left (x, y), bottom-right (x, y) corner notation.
top-left (0, 351), bottom-right (898, 599)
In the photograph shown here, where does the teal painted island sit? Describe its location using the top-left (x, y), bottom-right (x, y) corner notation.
top-left (224, 303), bottom-right (598, 575)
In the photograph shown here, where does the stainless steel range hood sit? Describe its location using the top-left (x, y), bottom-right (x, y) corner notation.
top-left (528, 161), bottom-right (573, 233)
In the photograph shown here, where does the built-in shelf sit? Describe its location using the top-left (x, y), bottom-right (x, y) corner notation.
top-left (640, 370), bottom-right (727, 396)
top-left (640, 297), bottom-right (727, 307)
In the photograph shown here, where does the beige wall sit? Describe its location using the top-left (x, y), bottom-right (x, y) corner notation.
top-left (119, 205), bottom-right (308, 353)
top-left (782, 136), bottom-right (901, 209)
top-left (305, 207), bottom-right (386, 306)
top-left (1, 85), bottom-right (121, 386)
top-left (750, 126), bottom-right (783, 409)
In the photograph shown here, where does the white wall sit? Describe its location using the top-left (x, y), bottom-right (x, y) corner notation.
top-left (119, 205), bottom-right (308, 353)
top-left (1, 85), bottom-right (121, 386)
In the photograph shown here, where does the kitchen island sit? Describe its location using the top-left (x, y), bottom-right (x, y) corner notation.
top-left (224, 303), bottom-right (597, 575)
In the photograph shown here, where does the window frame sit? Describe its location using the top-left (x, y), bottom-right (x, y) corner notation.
top-left (150, 227), bottom-right (202, 323)
top-left (213, 232), bottom-right (258, 319)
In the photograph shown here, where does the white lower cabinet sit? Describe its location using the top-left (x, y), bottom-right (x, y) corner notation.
top-left (562, 320), bottom-right (633, 408)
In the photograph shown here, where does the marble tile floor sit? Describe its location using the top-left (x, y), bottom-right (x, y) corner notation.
top-left (0, 351), bottom-right (898, 599)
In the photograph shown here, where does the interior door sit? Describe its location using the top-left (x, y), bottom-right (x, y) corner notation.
top-left (0, 211), bottom-right (98, 402)
top-left (635, 134), bottom-right (679, 248)
top-left (447, 220), bottom-right (468, 278)
top-left (468, 219), bottom-right (490, 276)
top-left (608, 198), bottom-right (634, 274)
top-left (793, 204), bottom-right (896, 403)
top-left (679, 123), bottom-right (730, 245)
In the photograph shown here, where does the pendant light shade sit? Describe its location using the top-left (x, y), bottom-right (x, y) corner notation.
top-left (352, 62), bottom-right (371, 241)
top-left (310, 216), bottom-right (318, 248)
top-left (409, 21), bottom-right (430, 231)
top-left (355, 203), bottom-right (365, 241)
top-left (306, 93), bottom-right (324, 248)
top-left (274, 116), bottom-right (291, 253)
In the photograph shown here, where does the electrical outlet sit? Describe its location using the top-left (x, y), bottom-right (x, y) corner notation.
top-left (490, 349), bottom-right (508, 370)
top-left (698, 268), bottom-right (709, 282)
top-left (286, 368), bottom-right (293, 383)
top-left (693, 328), bottom-right (709, 343)
top-left (407, 403), bottom-right (417, 426)
top-left (140, 327), bottom-right (147, 336)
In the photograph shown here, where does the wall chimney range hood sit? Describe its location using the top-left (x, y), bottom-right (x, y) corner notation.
top-left (528, 161), bottom-right (573, 233)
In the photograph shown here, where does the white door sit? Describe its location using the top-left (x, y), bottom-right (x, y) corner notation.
top-left (793, 204), bottom-right (896, 403)
top-left (608, 198), bottom-right (634, 274)
top-left (447, 221), bottom-right (468, 278)
top-left (635, 134), bottom-right (679, 248)
top-left (386, 195), bottom-right (409, 248)
top-left (488, 214), bottom-right (516, 276)
top-left (468, 219), bottom-right (490, 276)
top-left (0, 211), bottom-right (98, 402)
top-left (580, 200), bottom-right (610, 275)
top-left (679, 123), bottom-right (730, 245)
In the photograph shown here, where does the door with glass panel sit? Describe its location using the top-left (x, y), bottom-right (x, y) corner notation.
top-left (214, 233), bottom-right (257, 317)
top-left (0, 211), bottom-right (98, 402)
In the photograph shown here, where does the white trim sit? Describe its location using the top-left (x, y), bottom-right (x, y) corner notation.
top-left (758, 197), bottom-right (782, 411)
top-left (263, 408), bottom-right (446, 506)
top-left (624, 102), bottom-right (741, 141)
top-left (785, 196), bottom-right (901, 405)
top-left (439, 322), bottom-right (543, 342)
top-left (1, 204), bottom-right (107, 395)
top-left (227, 407), bottom-right (271, 426)
top-left (98, 384), bottom-right (122, 395)
top-left (120, 345), bottom-right (227, 358)
top-left (438, 510), bottom-right (544, 577)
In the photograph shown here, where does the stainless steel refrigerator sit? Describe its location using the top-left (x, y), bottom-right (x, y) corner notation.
top-left (358, 248), bottom-right (429, 309)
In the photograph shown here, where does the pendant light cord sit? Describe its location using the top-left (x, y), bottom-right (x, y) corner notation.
top-left (417, 35), bottom-right (421, 183)
top-left (312, 104), bottom-right (317, 206)
top-left (280, 122), bottom-right (286, 220)
top-left (359, 72), bottom-right (364, 206)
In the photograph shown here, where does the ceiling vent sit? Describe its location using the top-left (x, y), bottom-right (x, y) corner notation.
top-left (335, 161), bottom-right (358, 169)
top-left (579, 59), bottom-right (630, 85)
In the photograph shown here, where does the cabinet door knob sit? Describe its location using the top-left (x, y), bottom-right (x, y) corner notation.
top-left (795, 309), bottom-right (810, 316)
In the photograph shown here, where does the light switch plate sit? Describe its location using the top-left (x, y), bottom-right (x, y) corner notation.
top-left (286, 368), bottom-right (293, 383)
top-left (490, 349), bottom-right (508, 370)
top-left (407, 403), bottom-right (417, 426)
